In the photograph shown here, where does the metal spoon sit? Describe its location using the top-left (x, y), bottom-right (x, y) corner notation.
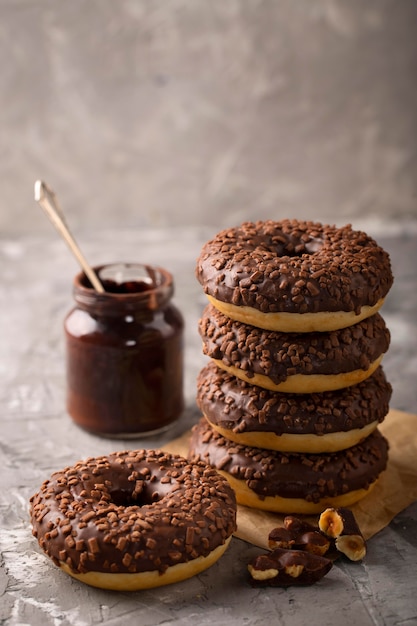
top-left (34, 180), bottom-right (105, 293)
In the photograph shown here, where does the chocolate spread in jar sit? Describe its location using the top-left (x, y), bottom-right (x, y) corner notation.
top-left (64, 263), bottom-right (184, 437)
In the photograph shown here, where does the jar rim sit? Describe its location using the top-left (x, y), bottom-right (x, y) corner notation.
top-left (73, 263), bottom-right (174, 312)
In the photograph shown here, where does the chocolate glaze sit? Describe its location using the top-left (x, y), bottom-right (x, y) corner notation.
top-left (197, 362), bottom-right (392, 436)
top-left (30, 450), bottom-right (237, 575)
top-left (196, 220), bottom-right (393, 315)
top-left (189, 418), bottom-right (389, 503)
top-left (199, 305), bottom-right (390, 383)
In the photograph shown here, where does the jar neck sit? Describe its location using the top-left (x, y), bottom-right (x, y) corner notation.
top-left (72, 264), bottom-right (174, 316)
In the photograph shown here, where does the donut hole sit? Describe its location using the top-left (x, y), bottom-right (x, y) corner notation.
top-left (279, 237), bottom-right (323, 257)
top-left (109, 486), bottom-right (159, 507)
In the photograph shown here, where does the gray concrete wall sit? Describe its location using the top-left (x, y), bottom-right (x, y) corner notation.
top-left (1, 0), bottom-right (416, 236)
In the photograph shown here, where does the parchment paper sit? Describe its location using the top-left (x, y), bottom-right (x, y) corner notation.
top-left (163, 408), bottom-right (417, 549)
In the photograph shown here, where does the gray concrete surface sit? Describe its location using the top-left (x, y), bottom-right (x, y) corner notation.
top-left (1, 2), bottom-right (417, 622)
top-left (1, 224), bottom-right (416, 626)
top-left (1, 0), bottom-right (417, 237)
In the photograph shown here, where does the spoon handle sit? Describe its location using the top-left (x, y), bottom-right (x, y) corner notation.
top-left (34, 180), bottom-right (105, 293)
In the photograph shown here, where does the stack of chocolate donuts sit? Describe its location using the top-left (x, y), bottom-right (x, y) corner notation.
top-left (190, 219), bottom-right (394, 514)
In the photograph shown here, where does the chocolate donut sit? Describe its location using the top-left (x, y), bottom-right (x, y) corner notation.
top-left (30, 449), bottom-right (236, 590)
top-left (189, 418), bottom-right (389, 514)
top-left (197, 362), bottom-right (392, 453)
top-left (199, 305), bottom-right (390, 393)
top-left (196, 220), bottom-right (393, 332)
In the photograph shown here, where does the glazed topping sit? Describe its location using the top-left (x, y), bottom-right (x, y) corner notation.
top-left (196, 220), bottom-right (393, 314)
top-left (30, 450), bottom-right (237, 575)
top-left (189, 418), bottom-right (389, 502)
top-left (197, 362), bottom-right (392, 435)
top-left (199, 305), bottom-right (390, 382)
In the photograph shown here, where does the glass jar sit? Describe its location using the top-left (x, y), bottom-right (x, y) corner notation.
top-left (64, 263), bottom-right (184, 438)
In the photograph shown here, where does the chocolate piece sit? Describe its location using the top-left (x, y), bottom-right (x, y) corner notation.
top-left (197, 362), bottom-right (391, 436)
top-left (196, 220), bottom-right (393, 315)
top-left (283, 516), bottom-right (319, 535)
top-left (189, 418), bottom-right (389, 503)
top-left (269, 518), bottom-right (330, 556)
top-left (319, 507), bottom-right (367, 561)
top-left (268, 527), bottom-right (330, 556)
top-left (267, 527), bottom-right (296, 550)
top-left (199, 305), bottom-right (390, 384)
top-left (30, 450), bottom-right (237, 575)
top-left (248, 548), bottom-right (333, 586)
top-left (292, 531), bottom-right (331, 556)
